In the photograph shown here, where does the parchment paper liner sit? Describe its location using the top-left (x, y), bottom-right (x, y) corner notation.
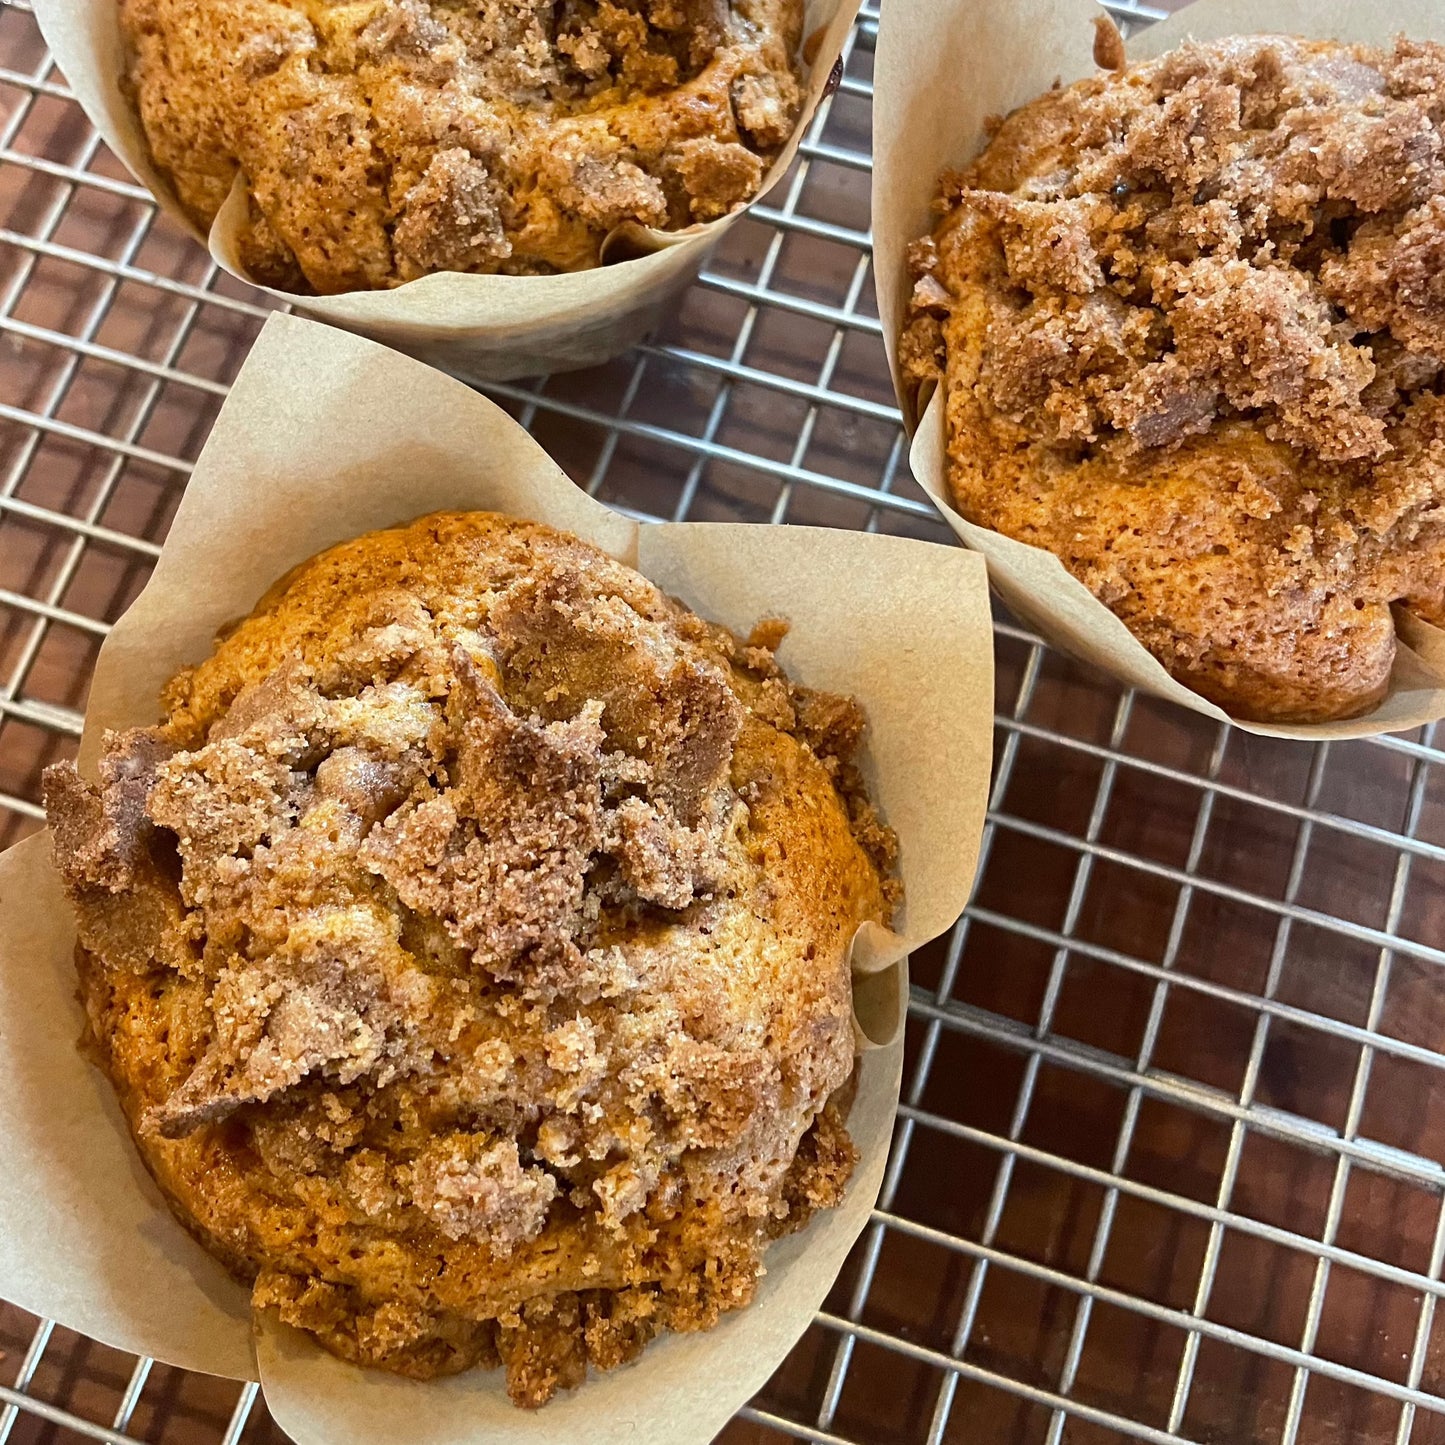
top-left (872, 0), bottom-right (1445, 740)
top-left (32, 0), bottom-right (860, 382)
top-left (0, 312), bottom-right (993, 1443)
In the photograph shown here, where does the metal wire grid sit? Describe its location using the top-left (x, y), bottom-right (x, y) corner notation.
top-left (4, 1), bottom-right (1445, 1441)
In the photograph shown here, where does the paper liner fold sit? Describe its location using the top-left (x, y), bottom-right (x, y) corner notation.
top-left (873, 0), bottom-right (1445, 740)
top-left (0, 312), bottom-right (992, 1442)
top-left (34, 0), bottom-right (859, 381)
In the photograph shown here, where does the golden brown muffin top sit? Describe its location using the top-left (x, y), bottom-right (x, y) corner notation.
top-left (904, 34), bottom-right (1445, 723)
top-left (120, 0), bottom-right (804, 291)
top-left (44, 512), bottom-right (895, 1405)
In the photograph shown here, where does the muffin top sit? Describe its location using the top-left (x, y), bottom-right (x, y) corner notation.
top-left (44, 512), bottom-right (895, 1406)
top-left (120, 0), bottom-right (804, 291)
top-left (904, 34), bottom-right (1445, 722)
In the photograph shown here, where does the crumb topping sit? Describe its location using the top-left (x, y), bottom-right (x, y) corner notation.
top-left (45, 512), bottom-right (892, 1405)
top-left (120, 0), bottom-right (805, 291)
top-left (905, 35), bottom-right (1445, 723)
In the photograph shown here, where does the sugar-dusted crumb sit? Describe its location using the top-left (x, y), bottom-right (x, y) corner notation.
top-left (904, 35), bottom-right (1445, 723)
top-left (44, 512), bottom-right (894, 1407)
top-left (120, 0), bottom-right (805, 292)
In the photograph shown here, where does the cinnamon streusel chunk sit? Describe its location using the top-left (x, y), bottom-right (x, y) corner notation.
top-left (119, 0), bottom-right (805, 291)
top-left (43, 512), bottom-right (896, 1406)
top-left (903, 34), bottom-right (1445, 723)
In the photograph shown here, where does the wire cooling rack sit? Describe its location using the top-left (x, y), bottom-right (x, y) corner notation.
top-left (5, 2), bottom-right (1445, 1441)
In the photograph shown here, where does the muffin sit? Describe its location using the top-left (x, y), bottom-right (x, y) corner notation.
top-left (119, 0), bottom-right (805, 292)
top-left (902, 33), bottom-right (1445, 724)
top-left (42, 512), bottom-right (897, 1407)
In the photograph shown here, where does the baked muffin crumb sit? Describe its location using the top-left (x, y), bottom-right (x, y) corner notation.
top-left (121, 0), bottom-right (806, 291)
top-left (45, 512), bottom-right (893, 1404)
top-left (905, 34), bottom-right (1445, 722)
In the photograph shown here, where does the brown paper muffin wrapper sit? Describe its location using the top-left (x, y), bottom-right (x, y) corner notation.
top-left (0, 314), bottom-right (992, 1443)
top-left (872, 0), bottom-right (1445, 740)
top-left (32, 0), bottom-right (859, 382)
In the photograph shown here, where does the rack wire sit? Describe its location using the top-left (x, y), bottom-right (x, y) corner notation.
top-left (3, 1), bottom-right (1445, 1440)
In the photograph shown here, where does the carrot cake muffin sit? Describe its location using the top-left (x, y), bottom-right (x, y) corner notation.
top-left (43, 512), bottom-right (896, 1406)
top-left (119, 0), bottom-right (806, 291)
top-left (903, 33), bottom-right (1445, 723)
